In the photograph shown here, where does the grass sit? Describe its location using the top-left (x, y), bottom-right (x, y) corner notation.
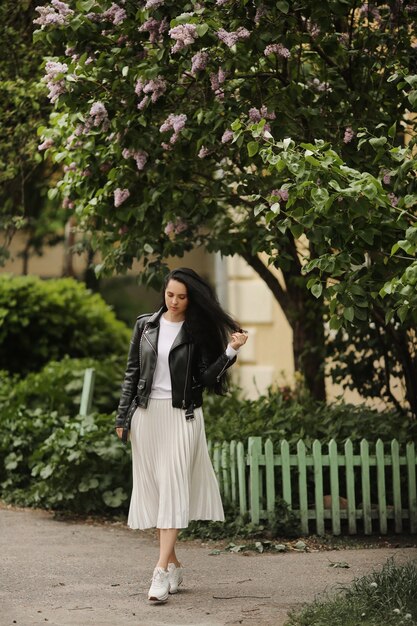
top-left (285, 558), bottom-right (417, 626)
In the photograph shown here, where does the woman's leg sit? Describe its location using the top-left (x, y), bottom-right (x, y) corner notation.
top-left (156, 528), bottom-right (180, 569)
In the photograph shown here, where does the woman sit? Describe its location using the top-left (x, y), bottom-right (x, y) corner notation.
top-left (115, 267), bottom-right (248, 603)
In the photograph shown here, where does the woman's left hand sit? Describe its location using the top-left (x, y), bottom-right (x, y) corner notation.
top-left (230, 331), bottom-right (248, 350)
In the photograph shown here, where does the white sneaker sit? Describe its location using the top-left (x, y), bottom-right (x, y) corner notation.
top-left (167, 562), bottom-right (183, 594)
top-left (148, 567), bottom-right (170, 603)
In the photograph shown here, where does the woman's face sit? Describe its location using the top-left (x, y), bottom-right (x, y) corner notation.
top-left (164, 279), bottom-right (188, 320)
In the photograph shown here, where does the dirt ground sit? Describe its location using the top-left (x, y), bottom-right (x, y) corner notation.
top-left (1, 506), bottom-right (417, 626)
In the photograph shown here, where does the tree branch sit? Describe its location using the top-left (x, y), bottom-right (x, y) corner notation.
top-left (241, 252), bottom-right (292, 317)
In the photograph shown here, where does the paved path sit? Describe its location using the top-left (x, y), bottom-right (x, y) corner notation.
top-left (1, 507), bottom-right (416, 626)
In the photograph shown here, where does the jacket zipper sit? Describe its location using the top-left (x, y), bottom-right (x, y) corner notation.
top-left (216, 357), bottom-right (230, 382)
top-left (182, 344), bottom-right (191, 408)
top-left (143, 331), bottom-right (157, 355)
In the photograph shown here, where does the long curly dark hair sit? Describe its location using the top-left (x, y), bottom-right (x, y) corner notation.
top-left (160, 267), bottom-right (241, 394)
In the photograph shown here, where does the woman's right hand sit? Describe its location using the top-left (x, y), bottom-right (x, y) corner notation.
top-left (116, 427), bottom-right (124, 439)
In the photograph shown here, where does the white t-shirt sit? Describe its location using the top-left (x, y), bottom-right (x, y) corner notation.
top-left (150, 315), bottom-right (239, 399)
top-left (150, 316), bottom-right (184, 399)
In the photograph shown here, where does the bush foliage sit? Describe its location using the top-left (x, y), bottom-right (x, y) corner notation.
top-left (0, 274), bottom-right (130, 374)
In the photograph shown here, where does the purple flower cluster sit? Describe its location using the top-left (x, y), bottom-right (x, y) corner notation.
top-left (122, 148), bottom-right (149, 171)
top-left (114, 188), bottom-right (130, 207)
top-left (359, 3), bottom-right (381, 22)
top-left (210, 67), bottom-right (226, 100)
top-left (254, 5), bottom-right (267, 24)
top-left (308, 78), bottom-right (332, 92)
top-left (221, 129), bottom-right (233, 144)
top-left (159, 113), bottom-right (187, 145)
top-left (388, 192), bottom-right (399, 207)
top-left (103, 3), bottom-right (127, 25)
top-left (164, 219), bottom-right (188, 236)
top-left (135, 76), bottom-right (167, 110)
top-left (217, 27), bottom-right (251, 48)
top-left (191, 51), bottom-right (209, 75)
top-left (43, 61), bottom-right (68, 103)
top-left (138, 17), bottom-right (168, 44)
top-left (343, 127), bottom-right (355, 143)
top-left (270, 188), bottom-right (289, 202)
top-left (264, 43), bottom-right (291, 58)
top-left (89, 102), bottom-right (109, 128)
top-left (248, 106), bottom-right (276, 123)
top-left (382, 170), bottom-right (391, 185)
top-left (169, 24), bottom-right (198, 54)
top-left (145, 0), bottom-right (165, 8)
top-left (198, 146), bottom-right (210, 159)
top-left (38, 138), bottom-right (54, 151)
top-left (34, 0), bottom-right (73, 27)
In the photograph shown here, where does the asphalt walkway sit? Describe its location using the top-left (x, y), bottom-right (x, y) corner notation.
top-left (1, 506), bottom-right (417, 626)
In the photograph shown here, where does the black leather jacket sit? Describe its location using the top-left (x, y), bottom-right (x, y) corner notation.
top-left (116, 308), bottom-right (236, 436)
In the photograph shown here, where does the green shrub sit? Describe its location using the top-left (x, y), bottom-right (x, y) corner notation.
top-left (0, 274), bottom-right (130, 374)
top-left (0, 356), bottom-right (128, 511)
top-left (203, 386), bottom-right (415, 447)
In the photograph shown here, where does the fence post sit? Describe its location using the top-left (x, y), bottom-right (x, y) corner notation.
top-left (281, 439), bottom-right (292, 507)
top-left (236, 441), bottom-right (247, 516)
top-left (406, 442), bottom-right (417, 533)
top-left (391, 439), bottom-right (402, 533)
top-left (344, 439), bottom-right (357, 535)
top-left (329, 439), bottom-right (341, 535)
top-left (376, 439), bottom-right (387, 534)
top-left (313, 440), bottom-right (324, 535)
top-left (360, 439), bottom-right (372, 535)
top-left (79, 368), bottom-right (95, 416)
top-left (265, 439), bottom-right (275, 522)
top-left (248, 436), bottom-right (262, 524)
top-left (230, 440), bottom-right (237, 505)
top-left (297, 440), bottom-right (309, 534)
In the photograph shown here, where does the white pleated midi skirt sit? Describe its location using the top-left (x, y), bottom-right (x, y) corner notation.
top-left (127, 398), bottom-right (225, 530)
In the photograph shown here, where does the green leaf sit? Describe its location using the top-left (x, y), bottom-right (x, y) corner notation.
top-left (144, 243), bottom-right (154, 254)
top-left (270, 202), bottom-right (280, 214)
top-left (397, 305), bottom-right (409, 323)
top-left (276, 0), bottom-right (290, 13)
top-left (247, 141), bottom-right (259, 157)
top-left (343, 306), bottom-right (354, 322)
top-left (196, 23), bottom-right (209, 37)
top-left (369, 137), bottom-right (387, 150)
top-left (311, 283), bottom-right (323, 298)
top-left (254, 203), bottom-right (266, 216)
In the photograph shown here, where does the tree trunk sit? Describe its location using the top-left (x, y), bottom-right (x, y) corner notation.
top-left (243, 253), bottom-right (326, 401)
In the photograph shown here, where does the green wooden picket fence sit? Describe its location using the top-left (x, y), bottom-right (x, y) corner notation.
top-left (208, 436), bottom-right (417, 536)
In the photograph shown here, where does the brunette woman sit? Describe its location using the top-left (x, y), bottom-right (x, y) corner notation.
top-left (115, 267), bottom-right (248, 603)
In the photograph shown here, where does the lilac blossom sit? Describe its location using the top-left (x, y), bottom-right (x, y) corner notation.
top-left (38, 138), bottom-right (54, 151)
top-left (270, 188), bottom-right (289, 202)
top-left (198, 146), bottom-right (210, 158)
top-left (308, 78), bottom-right (332, 92)
top-left (43, 61), bottom-right (68, 103)
top-left (145, 0), bottom-right (165, 8)
top-left (389, 192), bottom-right (399, 207)
top-left (164, 222), bottom-right (175, 235)
top-left (217, 27), bottom-right (251, 48)
top-left (34, 1), bottom-right (73, 26)
top-left (169, 24), bottom-right (198, 54)
top-left (221, 129), bottom-right (233, 144)
top-left (89, 102), bottom-right (109, 128)
top-left (159, 113), bottom-right (187, 145)
top-left (210, 67), bottom-right (227, 100)
top-left (254, 5), bottom-right (267, 24)
top-left (103, 3), bottom-right (127, 25)
top-left (248, 106), bottom-right (276, 123)
top-left (382, 171), bottom-right (391, 185)
top-left (191, 51), bottom-right (209, 75)
top-left (264, 43), bottom-right (291, 58)
top-left (135, 77), bottom-right (167, 109)
top-left (114, 188), bottom-right (130, 207)
top-left (62, 197), bottom-right (74, 209)
top-left (343, 127), bottom-right (355, 143)
top-left (164, 219), bottom-right (188, 235)
top-left (359, 3), bottom-right (381, 22)
top-left (63, 162), bottom-right (77, 173)
top-left (139, 17), bottom-right (168, 44)
top-left (122, 148), bottom-right (149, 170)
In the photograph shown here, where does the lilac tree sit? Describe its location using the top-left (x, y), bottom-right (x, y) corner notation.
top-left (34, 0), bottom-right (417, 398)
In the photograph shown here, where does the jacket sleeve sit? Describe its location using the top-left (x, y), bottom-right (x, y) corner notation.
top-left (195, 345), bottom-right (237, 388)
top-left (115, 318), bottom-right (143, 427)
